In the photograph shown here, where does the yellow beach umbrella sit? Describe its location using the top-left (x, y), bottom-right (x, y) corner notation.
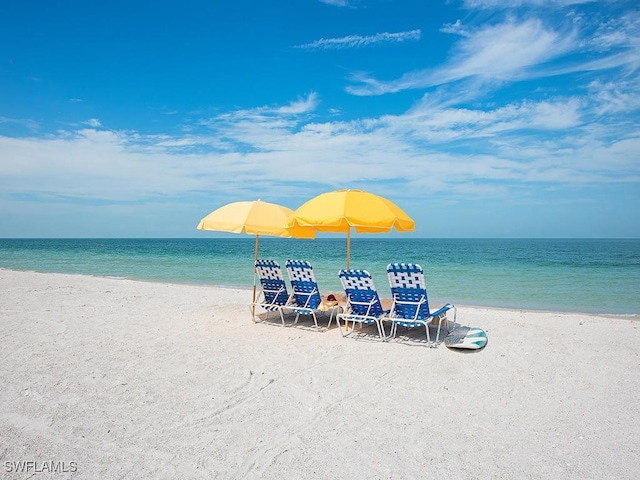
top-left (197, 199), bottom-right (315, 315)
top-left (197, 199), bottom-right (315, 239)
top-left (286, 189), bottom-right (415, 268)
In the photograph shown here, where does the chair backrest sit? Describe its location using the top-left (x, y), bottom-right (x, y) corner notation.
top-left (386, 263), bottom-right (431, 320)
top-left (255, 259), bottom-right (289, 306)
top-left (338, 269), bottom-right (385, 317)
top-left (285, 259), bottom-right (322, 309)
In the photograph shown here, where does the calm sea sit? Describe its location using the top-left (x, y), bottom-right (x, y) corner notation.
top-left (1, 238), bottom-right (638, 316)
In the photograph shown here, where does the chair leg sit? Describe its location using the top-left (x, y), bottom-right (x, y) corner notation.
top-left (326, 308), bottom-right (334, 329)
top-left (424, 322), bottom-right (433, 348)
top-left (434, 311), bottom-right (454, 344)
top-left (385, 321), bottom-right (396, 341)
top-left (326, 306), bottom-right (341, 329)
top-left (384, 321), bottom-right (397, 342)
top-left (337, 317), bottom-right (349, 337)
top-left (375, 320), bottom-right (385, 341)
top-left (251, 305), bottom-right (269, 323)
top-left (449, 307), bottom-right (458, 333)
top-left (434, 316), bottom-right (442, 346)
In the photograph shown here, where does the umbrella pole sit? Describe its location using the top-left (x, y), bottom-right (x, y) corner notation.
top-left (346, 228), bottom-right (351, 269)
top-left (252, 235), bottom-right (259, 319)
top-left (345, 227), bottom-right (351, 330)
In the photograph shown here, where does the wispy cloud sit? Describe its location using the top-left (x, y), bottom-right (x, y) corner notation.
top-left (318, 0), bottom-right (350, 7)
top-left (463, 0), bottom-right (596, 8)
top-left (440, 20), bottom-right (469, 37)
top-left (444, 18), bottom-right (575, 81)
top-left (194, 93), bottom-right (320, 151)
top-left (0, 116), bottom-right (39, 130)
top-left (297, 29), bottom-right (421, 50)
top-left (406, 97), bottom-right (584, 137)
top-left (347, 19), bottom-right (576, 96)
top-left (215, 92), bottom-right (319, 120)
top-left (84, 118), bottom-right (102, 128)
top-left (347, 4), bottom-right (639, 98)
top-left (276, 93), bottom-right (319, 114)
top-left (588, 79), bottom-right (640, 115)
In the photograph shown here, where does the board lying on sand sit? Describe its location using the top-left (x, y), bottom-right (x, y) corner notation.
top-left (444, 326), bottom-right (488, 350)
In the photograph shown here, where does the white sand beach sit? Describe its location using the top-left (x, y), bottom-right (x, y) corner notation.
top-left (1, 269), bottom-right (639, 479)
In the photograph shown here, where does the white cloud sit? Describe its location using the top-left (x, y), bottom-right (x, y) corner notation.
top-left (347, 18), bottom-right (576, 96)
top-left (588, 79), bottom-right (640, 115)
top-left (0, 116), bottom-right (38, 130)
top-left (404, 97), bottom-right (583, 140)
top-left (445, 19), bottom-right (575, 81)
top-left (318, 0), bottom-right (350, 7)
top-left (346, 7), bottom-right (640, 100)
top-left (463, 0), bottom-right (596, 8)
top-left (583, 11), bottom-right (640, 72)
top-left (440, 20), bottom-right (468, 37)
top-left (0, 129), bottom-right (212, 201)
top-left (210, 92), bottom-right (318, 122)
top-left (276, 93), bottom-right (319, 114)
top-left (1, 91), bottom-right (636, 212)
top-left (297, 30), bottom-right (421, 50)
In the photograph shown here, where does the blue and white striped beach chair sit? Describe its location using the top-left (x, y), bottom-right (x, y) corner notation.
top-left (386, 263), bottom-right (456, 347)
top-left (337, 269), bottom-right (388, 340)
top-left (252, 259), bottom-right (290, 326)
top-left (285, 259), bottom-right (338, 329)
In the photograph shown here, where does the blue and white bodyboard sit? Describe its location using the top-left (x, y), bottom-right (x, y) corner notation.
top-left (444, 326), bottom-right (488, 350)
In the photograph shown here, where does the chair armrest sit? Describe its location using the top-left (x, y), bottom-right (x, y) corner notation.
top-left (430, 303), bottom-right (455, 318)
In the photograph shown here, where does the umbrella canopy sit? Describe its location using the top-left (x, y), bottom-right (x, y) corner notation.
top-left (286, 189), bottom-right (415, 268)
top-left (197, 199), bottom-right (314, 239)
top-left (197, 199), bottom-right (314, 316)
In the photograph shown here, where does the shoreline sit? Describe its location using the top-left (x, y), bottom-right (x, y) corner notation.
top-left (2, 237), bottom-right (638, 316)
top-left (1, 269), bottom-right (639, 478)
top-left (2, 266), bottom-right (637, 319)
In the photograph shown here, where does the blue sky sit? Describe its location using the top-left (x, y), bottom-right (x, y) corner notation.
top-left (0, 0), bottom-right (638, 238)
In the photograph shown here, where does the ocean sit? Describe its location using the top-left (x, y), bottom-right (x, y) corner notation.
top-left (1, 238), bottom-right (638, 316)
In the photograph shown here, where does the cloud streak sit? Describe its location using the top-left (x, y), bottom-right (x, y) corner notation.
top-left (463, 0), bottom-right (596, 8)
top-left (297, 30), bottom-right (421, 50)
top-left (319, 0), bottom-right (350, 6)
top-left (347, 18), bottom-right (577, 96)
top-left (346, 5), bottom-right (640, 98)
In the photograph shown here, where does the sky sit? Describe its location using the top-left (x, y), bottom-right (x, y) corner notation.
top-left (0, 0), bottom-right (638, 238)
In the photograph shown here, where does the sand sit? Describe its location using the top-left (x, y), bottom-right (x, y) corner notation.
top-left (1, 269), bottom-right (639, 479)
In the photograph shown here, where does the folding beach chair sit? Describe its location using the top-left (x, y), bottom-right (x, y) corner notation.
top-left (385, 263), bottom-right (456, 347)
top-left (252, 259), bottom-right (290, 326)
top-left (285, 259), bottom-right (338, 329)
top-left (337, 269), bottom-right (389, 340)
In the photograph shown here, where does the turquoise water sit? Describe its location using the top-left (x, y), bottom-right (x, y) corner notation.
top-left (1, 238), bottom-right (639, 315)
